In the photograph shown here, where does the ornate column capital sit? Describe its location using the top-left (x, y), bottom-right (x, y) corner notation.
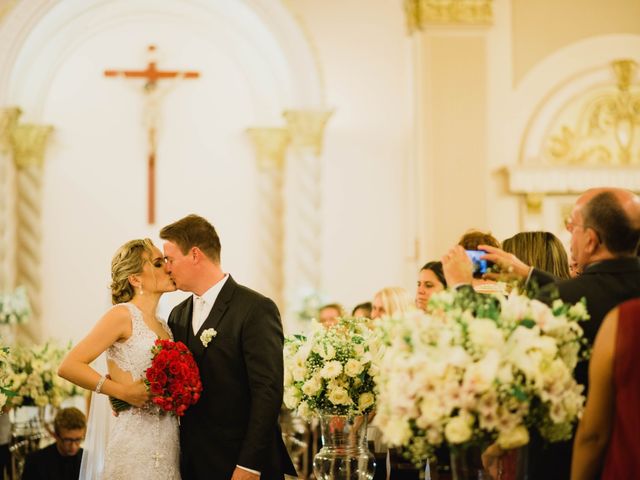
top-left (11, 124), bottom-right (53, 169)
top-left (0, 107), bottom-right (22, 153)
top-left (246, 127), bottom-right (290, 170)
top-left (404, 0), bottom-right (493, 34)
top-left (283, 109), bottom-right (333, 156)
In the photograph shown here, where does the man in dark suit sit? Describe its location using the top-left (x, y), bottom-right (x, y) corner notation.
top-left (443, 187), bottom-right (640, 480)
top-left (160, 214), bottom-right (296, 480)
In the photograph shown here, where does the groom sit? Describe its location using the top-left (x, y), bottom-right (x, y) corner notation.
top-left (160, 214), bottom-right (296, 480)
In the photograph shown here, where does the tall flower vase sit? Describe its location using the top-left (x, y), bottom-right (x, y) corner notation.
top-left (451, 444), bottom-right (528, 480)
top-left (313, 413), bottom-right (376, 480)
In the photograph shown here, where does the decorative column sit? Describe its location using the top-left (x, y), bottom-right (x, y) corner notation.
top-left (282, 109), bottom-right (332, 314)
top-left (246, 127), bottom-right (290, 312)
top-left (0, 107), bottom-right (21, 293)
top-left (11, 123), bottom-right (53, 340)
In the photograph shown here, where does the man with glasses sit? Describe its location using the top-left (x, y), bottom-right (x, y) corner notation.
top-left (22, 407), bottom-right (86, 480)
top-left (443, 187), bottom-right (640, 479)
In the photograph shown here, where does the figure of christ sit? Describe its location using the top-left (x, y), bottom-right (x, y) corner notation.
top-left (104, 45), bottom-right (200, 224)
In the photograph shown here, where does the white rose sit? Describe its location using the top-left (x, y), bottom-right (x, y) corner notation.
top-left (468, 319), bottom-right (504, 351)
top-left (328, 386), bottom-right (351, 405)
top-left (283, 387), bottom-right (301, 409)
top-left (497, 425), bottom-right (530, 449)
top-left (319, 343), bottom-right (336, 360)
top-left (358, 392), bottom-right (375, 411)
top-left (292, 365), bottom-right (308, 382)
top-left (353, 344), bottom-right (365, 356)
top-left (344, 359), bottom-right (364, 377)
top-left (298, 401), bottom-right (312, 419)
top-left (444, 415), bottom-right (473, 444)
top-left (320, 360), bottom-right (343, 379)
top-left (302, 375), bottom-right (322, 396)
top-left (383, 418), bottom-right (412, 446)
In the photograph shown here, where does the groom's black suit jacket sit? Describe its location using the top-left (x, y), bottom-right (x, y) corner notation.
top-left (168, 276), bottom-right (296, 480)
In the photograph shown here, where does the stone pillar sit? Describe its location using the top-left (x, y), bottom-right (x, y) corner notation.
top-left (282, 109), bottom-right (332, 325)
top-left (0, 107), bottom-right (21, 293)
top-left (11, 123), bottom-right (53, 341)
top-left (246, 127), bottom-right (290, 313)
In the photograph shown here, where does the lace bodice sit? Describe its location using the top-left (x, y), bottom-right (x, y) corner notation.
top-left (97, 303), bottom-right (180, 480)
top-left (106, 303), bottom-right (172, 380)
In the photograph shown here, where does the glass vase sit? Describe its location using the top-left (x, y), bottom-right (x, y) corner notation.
top-left (313, 413), bottom-right (376, 480)
top-left (451, 444), bottom-right (528, 480)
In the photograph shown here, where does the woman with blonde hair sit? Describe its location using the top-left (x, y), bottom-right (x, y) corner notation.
top-left (371, 287), bottom-right (416, 319)
top-left (502, 231), bottom-right (571, 279)
top-left (58, 238), bottom-right (180, 479)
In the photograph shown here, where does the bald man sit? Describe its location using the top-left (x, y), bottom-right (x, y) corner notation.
top-left (443, 187), bottom-right (640, 480)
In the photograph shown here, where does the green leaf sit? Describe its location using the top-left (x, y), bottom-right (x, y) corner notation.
top-left (520, 319), bottom-right (536, 329)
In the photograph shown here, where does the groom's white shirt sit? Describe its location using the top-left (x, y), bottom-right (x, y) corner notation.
top-left (191, 274), bottom-right (261, 477)
top-left (192, 274), bottom-right (228, 334)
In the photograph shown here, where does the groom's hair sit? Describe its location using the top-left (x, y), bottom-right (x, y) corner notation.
top-left (160, 214), bottom-right (221, 263)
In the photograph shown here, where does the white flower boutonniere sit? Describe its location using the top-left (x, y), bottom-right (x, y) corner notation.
top-left (200, 328), bottom-right (217, 348)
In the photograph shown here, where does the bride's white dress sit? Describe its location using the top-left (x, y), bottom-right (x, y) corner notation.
top-left (99, 303), bottom-right (181, 479)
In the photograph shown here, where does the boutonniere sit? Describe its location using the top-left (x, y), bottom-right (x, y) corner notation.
top-left (200, 328), bottom-right (217, 347)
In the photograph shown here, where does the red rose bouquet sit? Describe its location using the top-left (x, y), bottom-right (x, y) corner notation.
top-left (111, 339), bottom-right (202, 416)
top-left (145, 339), bottom-right (202, 416)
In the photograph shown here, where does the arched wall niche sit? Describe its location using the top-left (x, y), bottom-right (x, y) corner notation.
top-left (0, 0), bottom-right (324, 341)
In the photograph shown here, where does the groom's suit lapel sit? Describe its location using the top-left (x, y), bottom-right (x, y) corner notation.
top-left (174, 299), bottom-right (193, 345)
top-left (190, 276), bottom-right (237, 358)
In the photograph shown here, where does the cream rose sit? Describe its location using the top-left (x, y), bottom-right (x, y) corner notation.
top-left (328, 386), bottom-right (351, 405)
top-left (497, 425), bottom-right (530, 449)
top-left (344, 359), bottom-right (364, 377)
top-left (302, 375), bottom-right (322, 396)
top-left (320, 360), bottom-right (343, 379)
top-left (444, 415), bottom-right (473, 444)
top-left (358, 392), bottom-right (375, 411)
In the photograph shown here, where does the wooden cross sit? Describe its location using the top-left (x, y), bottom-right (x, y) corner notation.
top-left (104, 45), bottom-right (200, 224)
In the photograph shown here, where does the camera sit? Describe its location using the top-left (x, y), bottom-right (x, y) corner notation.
top-left (465, 250), bottom-right (491, 277)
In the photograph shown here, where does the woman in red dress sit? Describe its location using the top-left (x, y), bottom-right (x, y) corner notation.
top-left (572, 298), bottom-right (640, 479)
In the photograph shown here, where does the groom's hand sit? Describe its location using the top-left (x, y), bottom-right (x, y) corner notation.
top-left (231, 467), bottom-right (259, 480)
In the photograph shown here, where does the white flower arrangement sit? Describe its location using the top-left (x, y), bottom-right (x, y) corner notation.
top-left (0, 346), bottom-right (15, 410)
top-left (372, 288), bottom-right (589, 464)
top-left (200, 328), bottom-right (217, 348)
top-left (0, 286), bottom-right (31, 325)
top-left (6, 342), bottom-right (81, 407)
top-left (283, 317), bottom-right (380, 419)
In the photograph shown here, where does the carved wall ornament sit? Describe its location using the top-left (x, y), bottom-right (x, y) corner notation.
top-left (11, 124), bottom-right (53, 169)
top-left (546, 59), bottom-right (640, 166)
top-left (246, 127), bottom-right (290, 170)
top-left (283, 109), bottom-right (333, 156)
top-left (404, 0), bottom-right (493, 34)
top-left (0, 107), bottom-right (22, 154)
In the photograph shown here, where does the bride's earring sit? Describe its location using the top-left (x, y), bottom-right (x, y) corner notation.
top-left (139, 284), bottom-right (143, 296)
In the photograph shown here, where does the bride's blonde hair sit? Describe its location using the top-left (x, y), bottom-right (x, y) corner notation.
top-left (110, 238), bottom-right (154, 304)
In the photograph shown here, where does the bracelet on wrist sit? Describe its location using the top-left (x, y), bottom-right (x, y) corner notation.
top-left (95, 375), bottom-right (107, 394)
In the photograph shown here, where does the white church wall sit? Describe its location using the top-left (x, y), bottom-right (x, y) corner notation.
top-left (0, 0), bottom-right (416, 341)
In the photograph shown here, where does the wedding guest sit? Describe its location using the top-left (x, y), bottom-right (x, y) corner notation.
top-left (415, 261), bottom-right (446, 311)
top-left (571, 298), bottom-right (640, 480)
top-left (571, 299), bottom-right (640, 479)
top-left (502, 231), bottom-right (571, 280)
top-left (458, 229), bottom-right (503, 294)
top-left (371, 287), bottom-right (416, 319)
top-left (444, 188), bottom-right (640, 480)
top-left (21, 407), bottom-right (86, 480)
top-left (352, 302), bottom-right (372, 318)
top-left (319, 303), bottom-right (344, 328)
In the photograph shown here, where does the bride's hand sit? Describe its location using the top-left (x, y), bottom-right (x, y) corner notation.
top-left (122, 380), bottom-right (151, 407)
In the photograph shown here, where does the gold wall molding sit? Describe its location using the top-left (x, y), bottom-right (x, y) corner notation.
top-left (283, 109), bottom-right (333, 156)
top-left (246, 127), bottom-right (290, 170)
top-left (404, 0), bottom-right (493, 34)
top-left (0, 107), bottom-right (22, 153)
top-left (11, 124), bottom-right (53, 169)
top-left (547, 59), bottom-right (640, 166)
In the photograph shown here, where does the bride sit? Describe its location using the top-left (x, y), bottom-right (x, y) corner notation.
top-left (58, 238), bottom-right (180, 479)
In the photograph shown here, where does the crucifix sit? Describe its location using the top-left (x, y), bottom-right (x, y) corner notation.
top-left (104, 45), bottom-right (200, 224)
